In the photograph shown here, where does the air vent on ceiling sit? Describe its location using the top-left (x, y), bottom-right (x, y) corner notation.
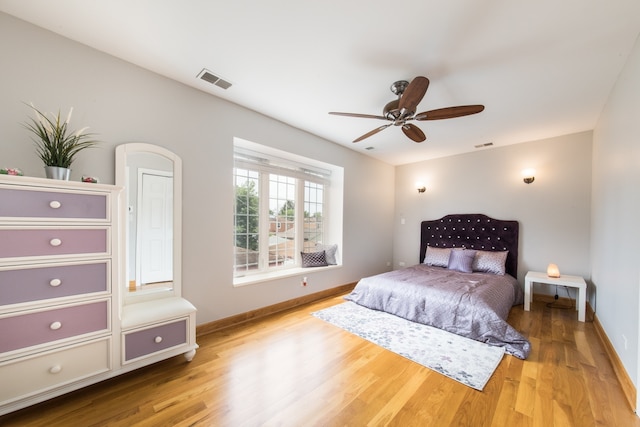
top-left (197, 68), bottom-right (232, 89)
top-left (474, 142), bottom-right (494, 149)
top-left (365, 146), bottom-right (375, 150)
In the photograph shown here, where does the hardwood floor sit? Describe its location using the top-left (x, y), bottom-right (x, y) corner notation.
top-left (2, 294), bottom-right (639, 426)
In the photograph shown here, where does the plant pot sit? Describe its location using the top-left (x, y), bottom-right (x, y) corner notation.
top-left (45, 166), bottom-right (71, 180)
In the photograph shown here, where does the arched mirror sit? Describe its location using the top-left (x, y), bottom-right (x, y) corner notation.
top-left (115, 143), bottom-right (182, 302)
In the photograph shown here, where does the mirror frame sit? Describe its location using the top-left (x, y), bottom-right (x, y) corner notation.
top-left (115, 142), bottom-right (182, 304)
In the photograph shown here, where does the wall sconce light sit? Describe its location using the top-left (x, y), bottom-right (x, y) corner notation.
top-left (547, 263), bottom-right (560, 278)
top-left (522, 168), bottom-right (535, 184)
top-left (416, 182), bottom-right (426, 193)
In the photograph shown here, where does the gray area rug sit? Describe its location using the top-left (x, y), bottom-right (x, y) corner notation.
top-left (312, 302), bottom-right (505, 391)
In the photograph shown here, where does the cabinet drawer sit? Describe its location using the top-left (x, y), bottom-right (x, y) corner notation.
top-left (124, 319), bottom-right (187, 362)
top-left (0, 337), bottom-right (110, 404)
top-left (0, 228), bottom-right (108, 260)
top-left (0, 262), bottom-right (109, 306)
top-left (0, 187), bottom-right (108, 221)
top-left (0, 300), bottom-right (109, 354)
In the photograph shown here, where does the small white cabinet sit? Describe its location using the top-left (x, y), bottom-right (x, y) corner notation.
top-left (115, 142), bottom-right (197, 375)
top-left (121, 297), bottom-right (196, 364)
top-left (120, 297), bottom-right (197, 367)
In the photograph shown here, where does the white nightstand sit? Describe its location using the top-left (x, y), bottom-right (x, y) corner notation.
top-left (524, 271), bottom-right (587, 322)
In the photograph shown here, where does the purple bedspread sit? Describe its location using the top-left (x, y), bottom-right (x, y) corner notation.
top-left (345, 264), bottom-right (531, 359)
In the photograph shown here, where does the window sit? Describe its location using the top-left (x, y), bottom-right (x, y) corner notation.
top-left (233, 168), bottom-right (260, 274)
top-left (233, 138), bottom-right (342, 285)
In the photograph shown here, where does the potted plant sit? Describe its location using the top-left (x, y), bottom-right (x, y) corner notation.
top-left (24, 104), bottom-right (99, 180)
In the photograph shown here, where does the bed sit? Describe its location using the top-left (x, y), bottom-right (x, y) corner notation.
top-left (345, 213), bottom-right (531, 359)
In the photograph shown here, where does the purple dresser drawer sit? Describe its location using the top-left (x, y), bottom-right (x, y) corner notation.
top-left (0, 228), bottom-right (108, 259)
top-left (0, 187), bottom-right (108, 220)
top-left (0, 262), bottom-right (108, 306)
top-left (124, 319), bottom-right (187, 361)
top-left (0, 300), bottom-right (109, 353)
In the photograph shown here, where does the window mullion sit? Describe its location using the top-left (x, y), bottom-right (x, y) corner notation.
top-left (258, 172), bottom-right (270, 270)
top-left (322, 180), bottom-right (329, 243)
top-left (295, 178), bottom-right (305, 265)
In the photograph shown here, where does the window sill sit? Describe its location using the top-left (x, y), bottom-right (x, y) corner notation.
top-left (233, 264), bottom-right (342, 287)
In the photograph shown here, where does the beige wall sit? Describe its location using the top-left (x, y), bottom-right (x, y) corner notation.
top-left (0, 13), bottom-right (395, 324)
top-left (591, 33), bottom-right (640, 392)
top-left (394, 132), bottom-right (593, 287)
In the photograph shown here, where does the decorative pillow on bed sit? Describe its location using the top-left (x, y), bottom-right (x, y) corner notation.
top-left (447, 249), bottom-right (477, 273)
top-left (301, 250), bottom-right (328, 267)
top-left (472, 250), bottom-right (508, 275)
top-left (423, 246), bottom-right (451, 268)
top-left (315, 243), bottom-right (338, 265)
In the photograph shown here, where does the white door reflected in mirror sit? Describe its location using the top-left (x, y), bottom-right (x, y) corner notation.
top-left (115, 143), bottom-right (182, 301)
top-left (138, 170), bottom-right (173, 287)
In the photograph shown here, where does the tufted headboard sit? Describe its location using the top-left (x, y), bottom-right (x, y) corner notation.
top-left (419, 214), bottom-right (519, 278)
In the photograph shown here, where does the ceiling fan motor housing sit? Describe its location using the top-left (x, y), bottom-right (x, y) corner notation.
top-left (383, 99), bottom-right (400, 120)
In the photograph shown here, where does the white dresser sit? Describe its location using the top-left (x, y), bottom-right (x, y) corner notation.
top-left (0, 175), bottom-right (120, 414)
top-left (0, 171), bottom-right (198, 415)
top-left (0, 146), bottom-right (198, 416)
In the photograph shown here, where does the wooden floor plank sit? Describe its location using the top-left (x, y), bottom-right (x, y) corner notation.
top-left (1, 296), bottom-right (639, 426)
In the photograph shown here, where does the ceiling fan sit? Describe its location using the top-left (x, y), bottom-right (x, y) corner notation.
top-left (329, 76), bottom-right (484, 143)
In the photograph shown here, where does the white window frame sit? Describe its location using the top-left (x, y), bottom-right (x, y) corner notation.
top-left (233, 138), bottom-right (343, 287)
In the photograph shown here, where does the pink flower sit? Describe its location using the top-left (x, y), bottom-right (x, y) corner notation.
top-left (1, 168), bottom-right (23, 176)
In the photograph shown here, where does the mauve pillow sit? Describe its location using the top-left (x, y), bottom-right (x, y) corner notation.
top-left (447, 249), bottom-right (477, 273)
top-left (472, 250), bottom-right (508, 275)
top-left (423, 247), bottom-right (451, 268)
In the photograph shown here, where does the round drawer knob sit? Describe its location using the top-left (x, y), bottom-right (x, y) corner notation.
top-left (154, 336), bottom-right (163, 344)
top-left (50, 278), bottom-right (62, 287)
top-left (49, 365), bottom-right (62, 374)
top-left (50, 321), bottom-right (62, 330)
top-left (50, 238), bottom-right (62, 247)
top-left (49, 200), bottom-right (62, 209)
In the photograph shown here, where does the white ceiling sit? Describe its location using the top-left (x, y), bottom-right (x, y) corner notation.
top-left (2, 0), bottom-right (639, 165)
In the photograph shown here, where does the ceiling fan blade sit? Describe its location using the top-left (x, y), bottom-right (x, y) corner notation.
top-left (398, 76), bottom-right (429, 115)
top-left (402, 123), bottom-right (426, 143)
top-left (329, 112), bottom-right (388, 120)
top-left (415, 104), bottom-right (485, 121)
top-left (353, 124), bottom-right (392, 142)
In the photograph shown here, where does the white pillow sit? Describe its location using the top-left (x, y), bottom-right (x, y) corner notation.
top-left (472, 250), bottom-right (508, 275)
top-left (423, 247), bottom-right (451, 268)
top-left (315, 243), bottom-right (338, 265)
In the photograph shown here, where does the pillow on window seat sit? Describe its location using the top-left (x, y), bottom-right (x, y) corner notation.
top-left (301, 250), bottom-right (328, 267)
top-left (315, 243), bottom-right (338, 265)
